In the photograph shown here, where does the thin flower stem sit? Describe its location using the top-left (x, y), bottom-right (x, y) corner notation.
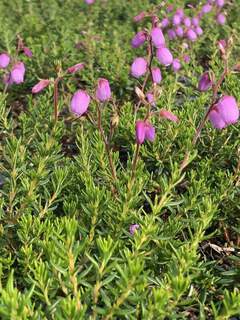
top-left (131, 143), bottom-right (141, 182)
top-left (97, 104), bottom-right (117, 182)
top-left (53, 77), bottom-right (61, 123)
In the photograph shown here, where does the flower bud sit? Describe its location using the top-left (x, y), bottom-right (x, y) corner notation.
top-left (133, 12), bottom-right (145, 23)
top-left (146, 92), bottom-right (155, 106)
top-left (183, 17), bottom-right (191, 27)
top-left (183, 55), bottom-right (190, 63)
top-left (209, 96), bottom-right (239, 129)
top-left (151, 67), bottom-right (162, 84)
top-left (172, 59), bottom-right (181, 72)
top-left (216, 13), bottom-right (226, 25)
top-left (32, 79), bottom-right (51, 94)
top-left (70, 90), bottom-right (90, 116)
top-left (192, 17), bottom-right (200, 26)
top-left (131, 31), bottom-right (147, 48)
top-left (161, 18), bottom-right (170, 29)
top-left (201, 4), bottom-right (212, 14)
top-left (175, 26), bottom-right (184, 38)
top-left (172, 14), bottom-right (182, 26)
top-left (10, 62), bottom-right (25, 84)
top-left (23, 47), bottom-right (33, 58)
top-left (186, 29), bottom-right (197, 41)
top-left (129, 224), bottom-right (140, 235)
top-left (151, 27), bottom-right (165, 48)
top-left (176, 8), bottom-right (184, 18)
top-left (131, 57), bottom-right (147, 78)
top-left (136, 120), bottom-right (146, 144)
top-left (159, 109), bottom-right (179, 122)
top-left (67, 63), bottom-right (84, 73)
top-left (195, 26), bottom-right (203, 36)
top-left (145, 122), bottom-right (155, 141)
top-left (85, 0), bottom-right (95, 4)
top-left (168, 29), bottom-right (177, 40)
top-left (216, 0), bottom-right (224, 7)
top-left (218, 39), bottom-right (226, 54)
top-left (156, 47), bottom-right (173, 66)
top-left (96, 78), bottom-right (111, 102)
top-left (198, 72), bottom-right (212, 91)
top-left (0, 53), bottom-right (10, 68)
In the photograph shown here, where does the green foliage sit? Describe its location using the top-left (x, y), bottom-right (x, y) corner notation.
top-left (0, 0), bottom-right (240, 319)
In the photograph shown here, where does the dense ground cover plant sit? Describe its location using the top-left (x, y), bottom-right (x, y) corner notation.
top-left (0, 0), bottom-right (239, 319)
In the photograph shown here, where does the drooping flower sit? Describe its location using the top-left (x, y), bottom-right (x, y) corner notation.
top-left (96, 78), bottom-right (111, 102)
top-left (23, 47), bottom-right (33, 58)
top-left (151, 67), bottom-right (162, 84)
top-left (195, 26), bottom-right (203, 36)
top-left (186, 29), bottom-right (197, 41)
top-left (159, 109), bottom-right (179, 122)
top-left (70, 90), bottom-right (90, 116)
top-left (67, 63), bottom-right (84, 74)
top-left (133, 12), bottom-right (145, 23)
top-left (146, 92), bottom-right (155, 105)
top-left (131, 31), bottom-right (147, 48)
top-left (183, 17), bottom-right (191, 27)
top-left (218, 39), bottom-right (227, 54)
top-left (10, 62), bottom-right (25, 84)
top-left (175, 26), bottom-right (184, 38)
top-left (85, 0), bottom-right (95, 4)
top-left (32, 79), bottom-right (51, 94)
top-left (216, 13), bottom-right (226, 25)
top-left (208, 96), bottom-right (239, 129)
top-left (192, 16), bottom-right (200, 26)
top-left (129, 224), bottom-right (140, 235)
top-left (201, 4), bottom-right (212, 14)
top-left (161, 18), bottom-right (170, 29)
top-left (172, 14), bottom-right (182, 26)
top-left (151, 27), bottom-right (165, 48)
top-left (216, 0), bottom-right (224, 7)
top-left (198, 72), bottom-right (212, 91)
top-left (131, 57), bottom-right (147, 78)
top-left (0, 53), bottom-right (10, 69)
top-left (183, 55), bottom-right (190, 63)
top-left (135, 120), bottom-right (155, 144)
top-left (168, 29), bottom-right (177, 40)
top-left (172, 59), bottom-right (181, 72)
top-left (156, 47), bottom-right (173, 66)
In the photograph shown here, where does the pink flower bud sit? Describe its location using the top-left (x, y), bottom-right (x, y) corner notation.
top-left (131, 31), bottom-right (147, 48)
top-left (216, 0), bottom-right (224, 7)
top-left (23, 47), bottom-right (33, 58)
top-left (3, 73), bottom-right (13, 85)
top-left (186, 29), bottom-right (197, 41)
top-left (183, 17), bottom-right (191, 27)
top-left (0, 53), bottom-right (10, 68)
top-left (216, 13), bottom-right (226, 25)
top-left (67, 63), bottom-right (84, 74)
top-left (175, 26), bottom-right (184, 38)
top-left (168, 29), bottom-right (177, 40)
top-left (183, 55), bottom-right (190, 63)
top-left (136, 120), bottom-right (146, 144)
top-left (129, 224), bottom-right (140, 235)
top-left (71, 90), bottom-right (90, 116)
top-left (195, 26), bottom-right (203, 36)
top-left (85, 0), bottom-right (95, 4)
top-left (32, 79), bottom-right (51, 94)
top-left (159, 109), bottom-right (179, 122)
top-left (151, 67), bottom-right (162, 84)
top-left (10, 62), bottom-right (25, 84)
top-left (172, 14), bottom-right (182, 26)
top-left (198, 72), bottom-right (212, 91)
top-left (156, 47), bottom-right (173, 66)
top-left (131, 57), bottom-right (147, 78)
top-left (201, 4), bottom-right (212, 14)
top-left (133, 12), bottom-right (145, 23)
top-left (192, 17), bottom-right (200, 26)
top-left (151, 27), bottom-right (165, 48)
top-left (145, 122), bottom-right (155, 141)
top-left (172, 59), bottom-right (181, 72)
top-left (166, 5), bottom-right (174, 13)
top-left (96, 78), bottom-right (111, 102)
top-left (218, 39), bottom-right (226, 54)
top-left (161, 18), bottom-right (170, 29)
top-left (146, 92), bottom-right (155, 105)
top-left (209, 96), bottom-right (239, 129)
top-left (176, 8), bottom-right (184, 18)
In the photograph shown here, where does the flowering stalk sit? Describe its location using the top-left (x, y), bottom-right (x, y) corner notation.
top-left (53, 77), bottom-right (61, 123)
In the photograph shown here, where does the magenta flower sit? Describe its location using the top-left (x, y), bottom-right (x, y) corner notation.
top-left (129, 224), bottom-right (140, 235)
top-left (23, 47), bottom-right (33, 58)
top-left (176, 8), bottom-right (184, 18)
top-left (32, 79), bottom-right (51, 94)
top-left (85, 0), bottom-right (95, 4)
top-left (216, 0), bottom-right (224, 7)
top-left (67, 63), bottom-right (84, 74)
top-left (131, 31), bottom-right (147, 48)
top-left (172, 14), bottom-right (181, 26)
top-left (146, 92), bottom-right (155, 106)
top-left (151, 67), bottom-right (162, 84)
top-left (70, 90), bottom-right (90, 116)
top-left (183, 17), bottom-right (191, 27)
top-left (10, 62), bottom-right (25, 84)
top-left (172, 59), bottom-right (181, 72)
top-left (195, 26), bottom-right (203, 36)
top-left (135, 120), bottom-right (155, 144)
top-left (216, 13), bottom-right (226, 25)
top-left (186, 29), bottom-right (197, 42)
top-left (96, 78), bottom-right (111, 102)
top-left (201, 4), bottom-right (212, 14)
top-left (209, 96), bottom-right (239, 129)
top-left (183, 55), bottom-right (190, 63)
top-left (175, 26), bottom-right (184, 38)
top-left (159, 109), bottom-right (179, 122)
top-left (192, 17), bottom-right (200, 26)
top-left (218, 39), bottom-right (227, 54)
top-left (151, 27), bottom-right (165, 48)
top-left (168, 29), bottom-right (177, 40)
top-left (0, 53), bottom-right (10, 69)
top-left (131, 57), bottom-right (147, 78)
top-left (133, 12), bottom-right (145, 23)
top-left (161, 18), bottom-right (170, 29)
top-left (198, 72), bottom-right (212, 91)
top-left (156, 47), bottom-right (173, 66)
